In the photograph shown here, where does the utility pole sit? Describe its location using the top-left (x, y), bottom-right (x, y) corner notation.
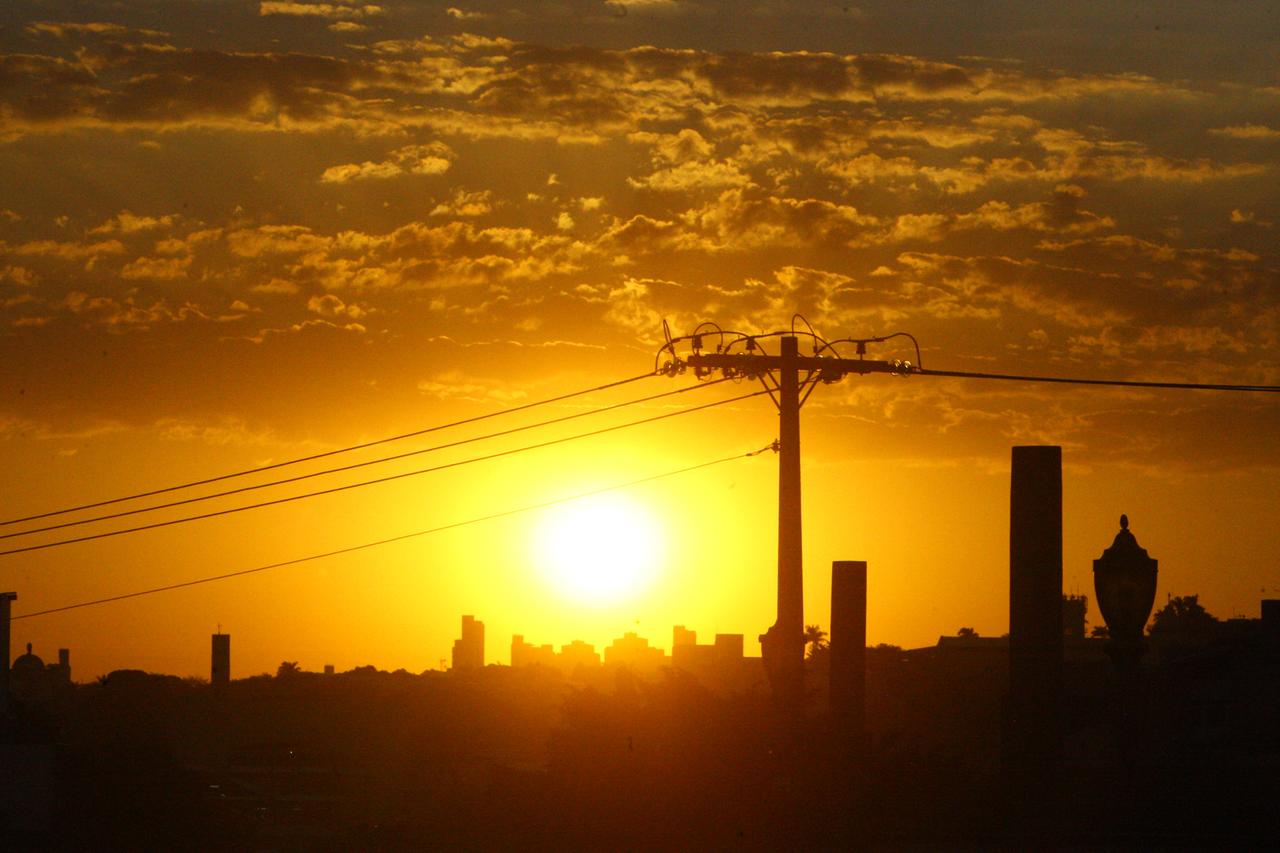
top-left (1, 591), bottom-right (14, 715)
top-left (659, 324), bottom-right (909, 707)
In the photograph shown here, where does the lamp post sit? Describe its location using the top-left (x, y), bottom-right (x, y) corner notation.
top-left (1092, 514), bottom-right (1158, 673)
top-left (1092, 514), bottom-right (1158, 816)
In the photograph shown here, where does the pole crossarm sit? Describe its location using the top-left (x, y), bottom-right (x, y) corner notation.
top-left (685, 352), bottom-right (906, 380)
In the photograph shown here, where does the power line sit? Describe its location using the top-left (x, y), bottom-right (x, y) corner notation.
top-left (0, 371), bottom-right (658, 528)
top-left (11, 442), bottom-right (777, 621)
top-left (0, 388), bottom-right (771, 558)
top-left (913, 367), bottom-right (1280, 393)
top-left (2, 378), bottom-right (730, 542)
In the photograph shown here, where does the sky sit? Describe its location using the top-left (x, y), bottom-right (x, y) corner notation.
top-left (2, 1), bottom-right (1277, 680)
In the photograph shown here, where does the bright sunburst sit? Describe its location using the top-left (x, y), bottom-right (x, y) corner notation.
top-left (533, 495), bottom-right (664, 605)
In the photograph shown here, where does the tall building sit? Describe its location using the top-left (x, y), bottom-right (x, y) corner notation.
top-left (713, 633), bottom-right (744, 662)
top-left (604, 631), bottom-right (665, 670)
top-left (211, 633), bottom-right (230, 688)
top-left (558, 640), bottom-right (600, 670)
top-left (1062, 595), bottom-right (1088, 639)
top-left (511, 635), bottom-right (556, 667)
top-left (452, 615), bottom-right (484, 670)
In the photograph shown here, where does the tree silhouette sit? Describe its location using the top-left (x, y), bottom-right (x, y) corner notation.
top-left (276, 660), bottom-right (301, 678)
top-left (1148, 594), bottom-right (1219, 639)
top-left (957, 627), bottom-right (979, 638)
top-left (804, 624), bottom-right (828, 660)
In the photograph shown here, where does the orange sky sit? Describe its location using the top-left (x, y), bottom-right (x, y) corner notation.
top-left (2, 1), bottom-right (1278, 680)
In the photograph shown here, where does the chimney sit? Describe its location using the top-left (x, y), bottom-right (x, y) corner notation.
top-left (1005, 446), bottom-right (1064, 823)
top-left (830, 560), bottom-right (867, 743)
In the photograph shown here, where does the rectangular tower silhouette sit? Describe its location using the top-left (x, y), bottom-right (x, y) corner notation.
top-left (452, 615), bottom-right (484, 670)
top-left (1006, 446), bottom-right (1064, 822)
top-left (211, 633), bottom-right (230, 688)
top-left (830, 560), bottom-right (867, 741)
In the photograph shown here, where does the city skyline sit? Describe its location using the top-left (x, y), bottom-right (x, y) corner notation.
top-left (3, 1), bottom-right (1279, 680)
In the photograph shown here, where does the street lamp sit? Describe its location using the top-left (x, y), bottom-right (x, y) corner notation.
top-left (1093, 514), bottom-right (1158, 670)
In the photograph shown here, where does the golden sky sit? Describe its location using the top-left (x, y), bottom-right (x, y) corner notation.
top-left (3, 1), bottom-right (1278, 679)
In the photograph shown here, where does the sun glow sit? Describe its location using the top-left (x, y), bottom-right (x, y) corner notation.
top-left (533, 495), bottom-right (664, 605)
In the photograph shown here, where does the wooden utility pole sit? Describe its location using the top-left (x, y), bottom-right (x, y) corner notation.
top-left (675, 333), bottom-right (901, 706)
top-left (1, 591), bottom-right (15, 714)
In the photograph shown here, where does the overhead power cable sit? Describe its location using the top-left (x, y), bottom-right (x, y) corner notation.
top-left (0, 388), bottom-right (770, 558)
top-left (2, 377), bottom-right (731, 542)
top-left (11, 441), bottom-right (778, 621)
top-left (0, 370), bottom-right (658, 528)
top-left (913, 367), bottom-right (1280, 393)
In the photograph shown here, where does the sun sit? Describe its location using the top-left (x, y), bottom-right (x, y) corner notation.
top-left (533, 495), bottom-right (664, 605)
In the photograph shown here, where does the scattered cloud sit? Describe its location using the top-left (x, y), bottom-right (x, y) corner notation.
top-left (1210, 124), bottom-right (1280, 140)
top-left (321, 143), bottom-right (454, 183)
top-left (259, 2), bottom-right (384, 20)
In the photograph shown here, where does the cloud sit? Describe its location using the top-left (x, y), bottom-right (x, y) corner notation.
top-left (258, 2), bottom-right (384, 20)
top-left (307, 293), bottom-right (366, 318)
top-left (120, 255), bottom-right (193, 280)
top-left (446, 7), bottom-right (489, 20)
top-left (680, 188), bottom-right (880, 250)
top-left (25, 21), bottom-right (169, 40)
top-left (60, 291), bottom-right (208, 330)
top-left (0, 265), bottom-right (39, 287)
top-left (1210, 124), bottom-right (1280, 140)
top-left (90, 211), bottom-right (176, 235)
top-left (430, 189), bottom-right (493, 217)
top-left (321, 142), bottom-right (453, 183)
top-left (252, 278), bottom-right (301, 294)
top-left (11, 239), bottom-right (127, 263)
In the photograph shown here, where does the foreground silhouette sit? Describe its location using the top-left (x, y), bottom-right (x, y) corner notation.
top-left (4, 610), bottom-right (1276, 851)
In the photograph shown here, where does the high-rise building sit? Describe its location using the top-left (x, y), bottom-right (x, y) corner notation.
top-left (211, 633), bottom-right (230, 688)
top-left (713, 633), bottom-right (744, 661)
top-left (559, 640), bottom-right (600, 670)
top-left (452, 615), bottom-right (484, 670)
top-left (511, 635), bottom-right (556, 667)
top-left (604, 631), bottom-right (665, 670)
top-left (1062, 595), bottom-right (1088, 639)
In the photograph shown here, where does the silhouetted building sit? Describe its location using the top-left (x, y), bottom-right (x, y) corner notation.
top-left (323, 664), bottom-right (335, 676)
top-left (212, 632), bottom-right (230, 688)
top-left (559, 640), bottom-right (600, 671)
top-left (452, 615), bottom-right (484, 670)
top-left (511, 634), bottom-right (556, 667)
top-left (668, 627), bottom-right (759, 694)
top-left (714, 633), bottom-right (743, 661)
top-left (604, 632), bottom-right (665, 670)
top-left (8, 642), bottom-right (69, 705)
top-left (1062, 594), bottom-right (1087, 639)
top-left (671, 626), bottom-right (713, 670)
